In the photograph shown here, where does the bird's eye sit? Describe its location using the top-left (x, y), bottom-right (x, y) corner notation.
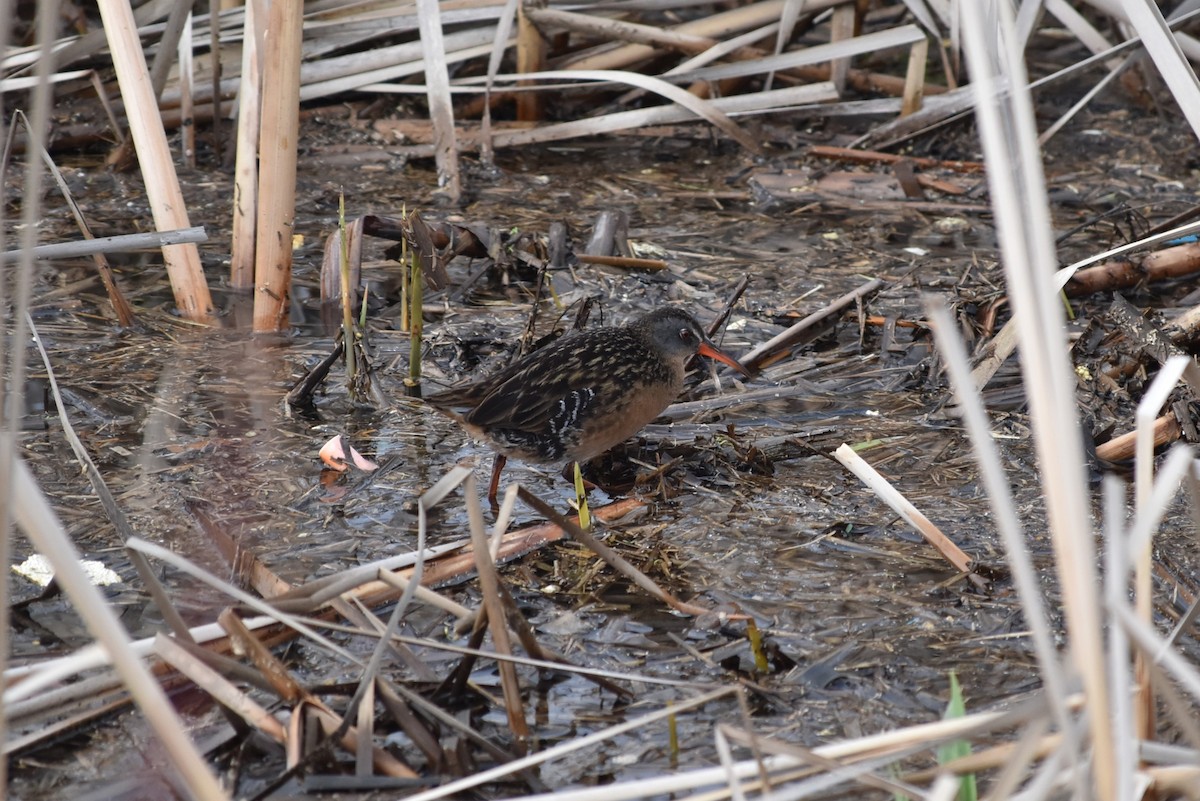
top-left (679, 328), bottom-right (696, 343)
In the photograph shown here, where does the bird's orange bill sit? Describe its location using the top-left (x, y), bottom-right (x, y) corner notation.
top-left (698, 342), bottom-right (751, 376)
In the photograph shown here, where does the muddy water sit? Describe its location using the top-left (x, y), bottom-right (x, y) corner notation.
top-left (9, 125), bottom-right (1192, 798)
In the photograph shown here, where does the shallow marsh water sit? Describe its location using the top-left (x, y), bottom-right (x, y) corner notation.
top-left (8, 111), bottom-right (1200, 798)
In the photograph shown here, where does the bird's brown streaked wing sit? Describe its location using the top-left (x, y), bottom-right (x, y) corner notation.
top-left (463, 330), bottom-right (628, 432)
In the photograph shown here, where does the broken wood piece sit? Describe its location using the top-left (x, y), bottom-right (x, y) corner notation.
top-left (251, 0), bottom-right (303, 332)
top-left (737, 277), bottom-right (886, 372)
top-left (892, 159), bottom-right (925, 198)
top-left (902, 35), bottom-right (930, 116)
top-left (806, 144), bottom-right (985, 173)
top-left (828, 3), bottom-right (859, 95)
top-left (1066, 240), bottom-right (1200, 297)
top-left (576, 254), bottom-right (668, 271)
top-left (95, 0), bottom-right (213, 322)
top-left (584, 210), bottom-right (630, 257)
top-left (833, 444), bottom-right (982, 584)
top-left (0, 226), bottom-right (209, 264)
top-left (1095, 411), bottom-right (1182, 464)
top-left (582, 217), bottom-right (627, 260)
top-left (516, 2), bottom-right (546, 121)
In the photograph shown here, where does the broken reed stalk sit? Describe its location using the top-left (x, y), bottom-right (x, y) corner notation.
top-left (959, 1), bottom-right (1115, 793)
top-left (1131, 358), bottom-right (1200, 750)
top-left (23, 114), bottom-right (135, 325)
top-left (404, 687), bottom-right (738, 801)
top-left (338, 193), bottom-right (358, 389)
top-left (415, 0), bottom-right (462, 203)
top-left (229, 0), bottom-right (262, 290)
top-left (516, 2), bottom-right (545, 121)
top-left (464, 473), bottom-right (531, 750)
top-left (407, 226), bottom-right (423, 396)
top-left (95, 0), bottom-right (213, 322)
top-left (0, 225), bottom-right (208, 265)
top-left (2, 16), bottom-right (53, 785)
top-left (925, 301), bottom-right (1075, 748)
top-left (177, 13), bottom-right (195, 167)
top-left (206, 0), bottom-right (222, 163)
top-left (252, 0), bottom-right (302, 332)
top-left (832, 443), bottom-right (978, 582)
top-left (10, 464), bottom-right (225, 797)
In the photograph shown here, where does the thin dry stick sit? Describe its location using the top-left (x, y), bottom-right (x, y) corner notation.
top-left (717, 724), bottom-right (923, 798)
top-left (207, 0), bottom-right (222, 162)
top-left (95, 0), bottom-right (213, 321)
top-left (926, 300), bottom-right (1076, 747)
top-left (154, 632), bottom-right (287, 741)
top-left (1132, 358), bottom-right (1200, 747)
top-left (470, 68), bottom-right (764, 153)
top-left (737, 277), bottom-right (886, 372)
top-left (147, 0), bottom-right (193, 100)
top-left (252, 0), bottom-right (302, 331)
top-left (832, 443), bottom-right (976, 578)
top-left (466, 473), bottom-right (531, 747)
top-left (11, 462), bottom-right (225, 798)
top-left (477, 0), bottom-right (518, 165)
top-left (1104, 475), bottom-right (1137, 800)
top-left (0, 225), bottom-right (207, 263)
top-left (561, 0), bottom-right (819, 71)
top-left (315, 467), bottom-right (472, 761)
top-left (960, 1), bottom-right (1114, 793)
top-left (517, 488), bottom-right (729, 618)
top-left (27, 312), bottom-right (136, 545)
top-left (405, 686), bottom-right (738, 801)
top-left (217, 609), bottom-right (303, 703)
top-left (0, 0), bottom-right (37, 783)
top-left (396, 83), bottom-right (836, 156)
top-left (24, 112), bottom-right (135, 325)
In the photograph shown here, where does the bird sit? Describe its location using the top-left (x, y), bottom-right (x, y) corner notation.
top-left (425, 307), bottom-right (750, 502)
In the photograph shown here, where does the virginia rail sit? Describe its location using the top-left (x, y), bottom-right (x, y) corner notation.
top-left (426, 307), bottom-right (749, 501)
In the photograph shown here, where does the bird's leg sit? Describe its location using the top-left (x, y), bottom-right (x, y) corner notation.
top-left (487, 454), bottom-right (507, 505)
top-left (559, 462), bottom-right (600, 491)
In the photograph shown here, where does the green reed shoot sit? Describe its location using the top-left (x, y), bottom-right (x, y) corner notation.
top-left (937, 671), bottom-right (978, 801)
top-left (746, 618), bottom-right (769, 673)
top-left (572, 462), bottom-right (591, 530)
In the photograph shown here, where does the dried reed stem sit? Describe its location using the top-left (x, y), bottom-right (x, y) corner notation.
top-left (229, 0), bottom-right (263, 290)
top-left (96, 0), bottom-right (213, 322)
top-left (251, 0), bottom-right (302, 331)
